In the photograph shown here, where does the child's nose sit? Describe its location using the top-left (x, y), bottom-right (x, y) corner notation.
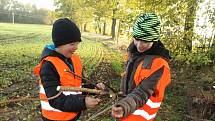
top-left (74, 45), bottom-right (78, 50)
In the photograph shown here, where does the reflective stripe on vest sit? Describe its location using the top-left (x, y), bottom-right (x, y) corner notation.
top-left (121, 57), bottom-right (171, 121)
top-left (131, 96), bottom-right (162, 120)
top-left (34, 54), bottom-right (82, 120)
top-left (39, 85), bottom-right (82, 112)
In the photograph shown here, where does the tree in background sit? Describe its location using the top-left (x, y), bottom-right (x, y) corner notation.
top-left (0, 0), bottom-right (52, 24)
top-left (85, 0), bottom-right (109, 34)
top-left (5, 0), bottom-right (209, 66)
top-left (183, 0), bottom-right (198, 52)
top-left (44, 11), bottom-right (56, 25)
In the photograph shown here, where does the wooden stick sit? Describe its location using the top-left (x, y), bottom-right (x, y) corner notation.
top-left (0, 97), bottom-right (38, 104)
top-left (1, 86), bottom-right (105, 104)
top-left (57, 86), bottom-right (102, 94)
top-left (86, 105), bottom-right (112, 121)
top-left (64, 69), bottom-right (99, 87)
top-left (0, 91), bottom-right (63, 104)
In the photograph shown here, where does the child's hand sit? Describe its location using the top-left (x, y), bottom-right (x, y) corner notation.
top-left (96, 83), bottom-right (106, 90)
top-left (111, 105), bottom-right (124, 118)
top-left (85, 97), bottom-right (101, 109)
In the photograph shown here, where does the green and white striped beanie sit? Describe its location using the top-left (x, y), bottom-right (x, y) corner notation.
top-left (132, 13), bottom-right (160, 42)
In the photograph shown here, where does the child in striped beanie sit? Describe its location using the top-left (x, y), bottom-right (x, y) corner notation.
top-left (111, 13), bottom-right (171, 121)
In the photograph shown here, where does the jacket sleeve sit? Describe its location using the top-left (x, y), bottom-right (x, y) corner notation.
top-left (40, 61), bottom-right (86, 112)
top-left (115, 66), bottom-right (166, 117)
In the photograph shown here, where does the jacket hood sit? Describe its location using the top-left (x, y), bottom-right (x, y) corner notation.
top-left (40, 44), bottom-right (66, 60)
top-left (127, 40), bottom-right (171, 60)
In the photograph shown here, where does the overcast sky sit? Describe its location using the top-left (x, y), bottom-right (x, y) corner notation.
top-left (16, 0), bottom-right (56, 10)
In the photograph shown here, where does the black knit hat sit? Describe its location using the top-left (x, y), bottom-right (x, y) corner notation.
top-left (52, 18), bottom-right (81, 47)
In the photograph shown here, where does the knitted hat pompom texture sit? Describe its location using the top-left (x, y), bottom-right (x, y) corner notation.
top-left (132, 13), bottom-right (161, 42)
top-left (52, 18), bottom-right (81, 47)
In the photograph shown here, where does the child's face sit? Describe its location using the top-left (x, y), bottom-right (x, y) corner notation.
top-left (58, 42), bottom-right (80, 58)
top-left (133, 38), bottom-right (153, 53)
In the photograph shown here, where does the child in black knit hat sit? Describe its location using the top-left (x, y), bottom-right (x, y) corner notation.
top-left (34, 18), bottom-right (105, 121)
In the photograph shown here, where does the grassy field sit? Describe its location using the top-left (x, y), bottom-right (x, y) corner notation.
top-left (0, 23), bottom-right (123, 87)
top-left (0, 23), bottom-right (51, 86)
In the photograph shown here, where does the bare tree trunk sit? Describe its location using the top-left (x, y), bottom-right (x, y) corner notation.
top-left (84, 22), bottom-right (87, 32)
top-left (79, 22), bottom-right (83, 32)
top-left (209, 30), bottom-right (215, 63)
top-left (97, 18), bottom-right (102, 34)
top-left (212, 34), bottom-right (215, 47)
top-left (183, 0), bottom-right (198, 52)
top-left (103, 22), bottom-right (106, 35)
top-left (98, 24), bottom-right (101, 34)
top-left (116, 20), bottom-right (121, 43)
top-left (111, 8), bottom-right (117, 39)
top-left (111, 18), bottom-right (116, 39)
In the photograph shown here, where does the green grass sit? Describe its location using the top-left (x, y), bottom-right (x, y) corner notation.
top-left (157, 85), bottom-right (189, 121)
top-left (0, 23), bottom-right (51, 87)
top-left (0, 23), bottom-right (123, 87)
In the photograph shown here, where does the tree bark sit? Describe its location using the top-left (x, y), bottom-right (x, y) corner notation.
top-left (111, 7), bottom-right (117, 39)
top-left (111, 18), bottom-right (116, 39)
top-left (84, 22), bottom-right (87, 32)
top-left (183, 0), bottom-right (198, 52)
top-left (57, 86), bottom-right (102, 94)
top-left (116, 20), bottom-right (121, 43)
top-left (211, 30), bottom-right (215, 47)
top-left (103, 22), bottom-right (106, 35)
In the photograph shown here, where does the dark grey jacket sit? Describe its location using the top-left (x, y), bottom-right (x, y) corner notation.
top-left (116, 40), bottom-right (171, 117)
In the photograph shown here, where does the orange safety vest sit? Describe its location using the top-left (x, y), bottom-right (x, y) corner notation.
top-left (34, 54), bottom-right (82, 121)
top-left (121, 57), bottom-right (171, 121)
